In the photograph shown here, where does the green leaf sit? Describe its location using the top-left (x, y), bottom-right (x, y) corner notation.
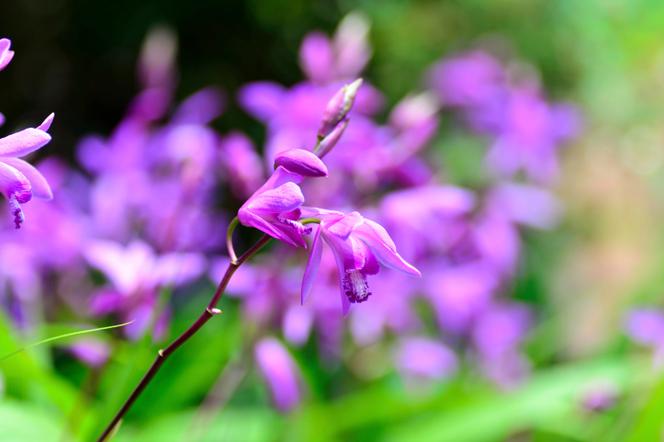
top-left (0, 401), bottom-right (61, 442)
top-left (115, 408), bottom-right (280, 442)
top-left (383, 358), bottom-right (637, 442)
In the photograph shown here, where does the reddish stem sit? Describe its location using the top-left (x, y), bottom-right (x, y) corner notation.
top-left (97, 235), bottom-right (271, 442)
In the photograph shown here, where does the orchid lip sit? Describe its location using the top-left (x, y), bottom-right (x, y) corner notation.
top-left (343, 269), bottom-right (372, 303)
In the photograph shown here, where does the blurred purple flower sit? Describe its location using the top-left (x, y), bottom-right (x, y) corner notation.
top-left (626, 309), bottom-right (664, 366)
top-left (485, 87), bottom-right (579, 183)
top-left (68, 339), bottom-right (110, 368)
top-left (254, 338), bottom-right (302, 412)
top-left (220, 132), bottom-right (264, 198)
top-left (425, 262), bottom-right (497, 335)
top-left (299, 12), bottom-right (371, 84)
top-left (84, 239), bottom-right (204, 338)
top-left (428, 51), bottom-right (505, 108)
top-left (581, 381), bottom-right (618, 413)
top-left (472, 303), bottom-right (531, 387)
top-left (395, 337), bottom-right (457, 381)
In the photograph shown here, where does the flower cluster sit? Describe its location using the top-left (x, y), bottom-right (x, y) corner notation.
top-left (0, 17), bottom-right (579, 416)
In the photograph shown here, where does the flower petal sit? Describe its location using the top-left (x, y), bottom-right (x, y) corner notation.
top-left (0, 128), bottom-right (51, 158)
top-left (301, 224), bottom-right (323, 304)
top-left (0, 158), bottom-right (52, 200)
top-left (0, 38), bottom-right (15, 71)
top-left (254, 338), bottom-right (302, 412)
top-left (354, 218), bottom-right (421, 276)
top-left (238, 82), bottom-right (286, 121)
top-left (244, 182), bottom-right (304, 215)
top-left (0, 161), bottom-right (31, 202)
top-left (37, 113), bottom-right (55, 132)
top-left (299, 32), bottom-right (334, 84)
top-left (238, 207), bottom-right (303, 247)
top-left (325, 211), bottom-right (363, 239)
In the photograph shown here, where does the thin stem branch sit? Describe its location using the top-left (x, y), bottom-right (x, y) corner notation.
top-left (225, 216), bottom-right (240, 265)
top-left (96, 234), bottom-right (271, 442)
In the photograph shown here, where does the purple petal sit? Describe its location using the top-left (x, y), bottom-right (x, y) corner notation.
top-left (244, 182), bottom-right (304, 214)
top-left (325, 211), bottom-right (363, 239)
top-left (84, 240), bottom-right (153, 294)
top-left (299, 32), bottom-right (334, 83)
top-left (283, 306), bottom-right (313, 346)
top-left (238, 82), bottom-right (286, 121)
top-left (89, 290), bottom-right (125, 315)
top-left (238, 207), bottom-right (303, 247)
top-left (274, 148), bottom-right (328, 177)
top-left (254, 338), bottom-right (301, 412)
top-left (220, 132), bottom-right (264, 197)
top-left (68, 339), bottom-right (110, 368)
top-left (0, 158), bottom-right (52, 200)
top-left (354, 218), bottom-right (421, 276)
top-left (626, 309), bottom-right (664, 347)
top-left (315, 118), bottom-right (349, 158)
top-left (395, 337), bottom-right (457, 380)
top-left (172, 88), bottom-right (224, 124)
top-left (0, 161), bottom-right (31, 202)
top-left (333, 12), bottom-right (371, 78)
top-left (489, 183), bottom-right (560, 229)
top-left (37, 113), bottom-right (55, 132)
top-left (125, 303), bottom-right (154, 340)
top-left (153, 252), bottom-right (205, 286)
top-left (0, 38), bottom-right (15, 71)
top-left (0, 128), bottom-right (51, 158)
top-left (301, 224), bottom-right (323, 304)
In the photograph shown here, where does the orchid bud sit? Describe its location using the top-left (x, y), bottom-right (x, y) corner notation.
top-left (274, 148), bottom-right (328, 177)
top-left (138, 26), bottom-right (177, 89)
top-left (317, 78), bottom-right (362, 139)
top-left (315, 118), bottom-right (349, 158)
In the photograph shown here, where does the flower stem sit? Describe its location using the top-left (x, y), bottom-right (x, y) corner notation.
top-left (226, 216), bottom-right (240, 265)
top-left (96, 234), bottom-right (271, 442)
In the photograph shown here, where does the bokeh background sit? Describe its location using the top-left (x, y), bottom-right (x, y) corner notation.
top-left (2, 0), bottom-right (664, 441)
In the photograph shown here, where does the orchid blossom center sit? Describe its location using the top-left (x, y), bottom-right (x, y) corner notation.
top-left (8, 195), bottom-right (24, 229)
top-left (342, 269), bottom-right (371, 303)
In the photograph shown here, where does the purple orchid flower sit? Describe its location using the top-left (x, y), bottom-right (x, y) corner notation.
top-left (300, 209), bottom-right (420, 314)
top-left (0, 113), bottom-right (54, 228)
top-left (238, 149), bottom-right (327, 248)
top-left (237, 168), bottom-right (307, 247)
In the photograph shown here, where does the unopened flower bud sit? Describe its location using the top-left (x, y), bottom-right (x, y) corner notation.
top-left (274, 148), bottom-right (328, 177)
top-left (315, 118), bottom-right (349, 158)
top-left (317, 78), bottom-right (363, 139)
